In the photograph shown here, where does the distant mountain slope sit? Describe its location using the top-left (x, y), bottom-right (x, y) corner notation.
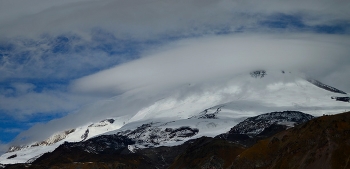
top-left (0, 117), bottom-right (127, 164)
top-left (7, 129), bottom-right (76, 153)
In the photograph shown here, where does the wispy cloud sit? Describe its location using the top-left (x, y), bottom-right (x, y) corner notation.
top-left (0, 142), bottom-right (9, 155)
top-left (1, 128), bottom-right (22, 134)
top-left (0, 31), bottom-right (154, 118)
top-left (0, 32), bottom-right (147, 81)
top-left (0, 83), bottom-right (99, 117)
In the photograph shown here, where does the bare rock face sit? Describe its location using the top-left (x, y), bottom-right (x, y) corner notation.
top-left (250, 70), bottom-right (267, 78)
top-left (6, 118), bottom-right (118, 155)
top-left (306, 78), bottom-right (347, 94)
top-left (331, 96), bottom-right (350, 102)
top-left (117, 123), bottom-right (199, 148)
top-left (81, 129), bottom-right (89, 141)
top-left (32, 129), bottom-right (76, 147)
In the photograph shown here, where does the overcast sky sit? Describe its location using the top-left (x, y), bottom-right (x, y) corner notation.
top-left (0, 0), bottom-right (350, 154)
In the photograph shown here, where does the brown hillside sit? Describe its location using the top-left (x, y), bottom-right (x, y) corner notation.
top-left (169, 137), bottom-right (245, 169)
top-left (232, 111), bottom-right (350, 169)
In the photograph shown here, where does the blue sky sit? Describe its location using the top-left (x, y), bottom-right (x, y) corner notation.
top-left (0, 0), bottom-right (350, 153)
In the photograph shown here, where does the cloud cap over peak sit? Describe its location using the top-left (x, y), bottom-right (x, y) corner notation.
top-left (71, 33), bottom-right (350, 96)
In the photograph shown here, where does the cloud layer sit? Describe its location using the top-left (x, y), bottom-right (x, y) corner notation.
top-left (1, 0), bottom-right (349, 38)
top-left (71, 33), bottom-right (350, 95)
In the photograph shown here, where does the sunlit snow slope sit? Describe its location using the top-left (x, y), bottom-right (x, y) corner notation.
top-left (0, 117), bottom-right (129, 164)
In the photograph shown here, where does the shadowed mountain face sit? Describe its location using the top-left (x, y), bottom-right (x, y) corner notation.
top-left (227, 111), bottom-right (314, 136)
top-left (215, 111), bottom-right (314, 147)
top-left (3, 112), bottom-right (350, 169)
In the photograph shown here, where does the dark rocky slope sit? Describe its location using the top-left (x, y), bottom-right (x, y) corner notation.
top-left (216, 111), bottom-right (314, 147)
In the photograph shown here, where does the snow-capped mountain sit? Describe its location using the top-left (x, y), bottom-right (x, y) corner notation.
top-left (0, 117), bottom-right (128, 164)
top-left (41, 111), bottom-right (315, 157)
top-left (1, 70), bottom-right (349, 165)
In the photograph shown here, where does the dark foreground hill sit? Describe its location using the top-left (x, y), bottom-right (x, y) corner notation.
top-left (231, 111), bottom-right (350, 169)
top-left (4, 111), bottom-right (350, 169)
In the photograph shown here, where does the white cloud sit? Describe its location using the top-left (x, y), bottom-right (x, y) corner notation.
top-left (0, 83), bottom-right (101, 117)
top-left (71, 33), bottom-right (350, 95)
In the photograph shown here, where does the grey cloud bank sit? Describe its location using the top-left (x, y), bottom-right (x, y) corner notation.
top-left (1, 0), bottom-right (349, 38)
